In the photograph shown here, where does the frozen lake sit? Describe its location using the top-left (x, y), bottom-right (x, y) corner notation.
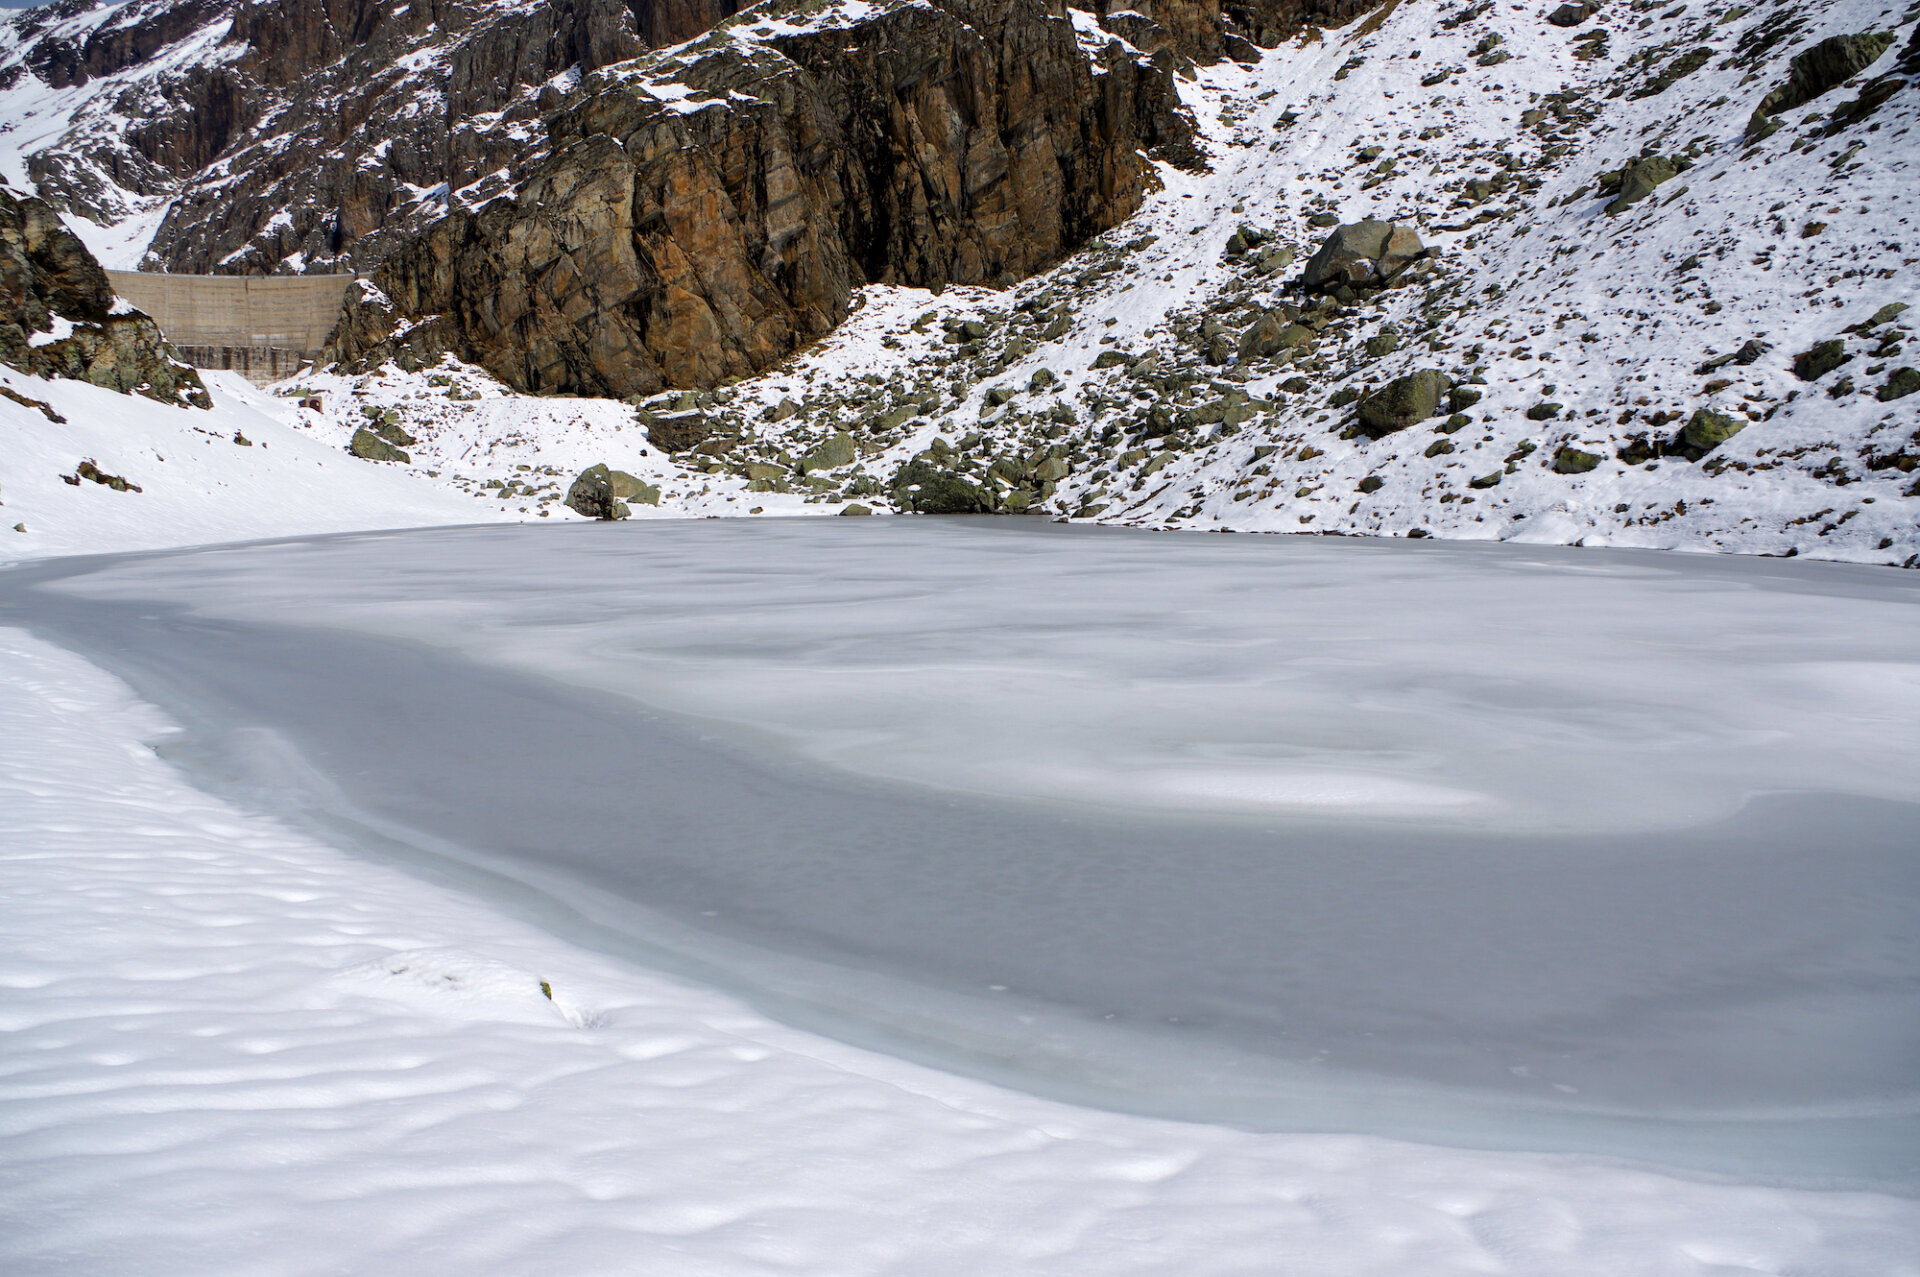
top-left (5, 519), bottom-right (1917, 1189)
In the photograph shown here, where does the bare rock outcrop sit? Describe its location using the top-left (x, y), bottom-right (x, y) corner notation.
top-left (7, 0), bottom-right (1384, 280)
top-left (0, 185), bottom-right (208, 408)
top-left (328, 0), bottom-right (1199, 397)
top-left (6, 0), bottom-right (747, 274)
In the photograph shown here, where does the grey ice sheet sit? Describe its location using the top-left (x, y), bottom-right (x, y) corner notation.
top-left (6, 520), bottom-right (1917, 1189)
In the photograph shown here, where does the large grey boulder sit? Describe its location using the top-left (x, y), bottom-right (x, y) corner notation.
top-left (1748, 31), bottom-right (1897, 137)
top-left (566, 464), bottom-right (633, 519)
top-left (1301, 220), bottom-right (1426, 291)
top-left (889, 459), bottom-right (992, 514)
top-left (1355, 369), bottom-right (1450, 437)
top-left (349, 428), bottom-right (409, 463)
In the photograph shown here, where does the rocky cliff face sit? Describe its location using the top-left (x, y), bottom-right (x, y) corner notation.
top-left (6, 0), bottom-right (750, 275)
top-left (327, 0), bottom-right (1200, 397)
top-left (0, 186), bottom-right (209, 408)
top-left (4, 0), bottom-right (1367, 280)
top-left (4, 0), bottom-right (1385, 400)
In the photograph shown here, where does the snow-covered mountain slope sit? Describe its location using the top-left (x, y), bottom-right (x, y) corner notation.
top-left (0, 0), bottom-right (237, 264)
top-left (0, 365), bottom-right (499, 560)
top-left (5, 0), bottom-right (1915, 565)
top-left (580, 0), bottom-right (1909, 564)
top-left (255, 0), bottom-right (1919, 566)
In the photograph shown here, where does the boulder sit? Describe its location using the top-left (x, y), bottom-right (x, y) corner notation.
top-left (1301, 220), bottom-right (1427, 291)
top-left (889, 459), bottom-right (991, 514)
top-left (1237, 310), bottom-right (1295, 361)
top-left (799, 432), bottom-right (857, 473)
top-left (1255, 247), bottom-right (1296, 276)
top-left (1553, 446), bottom-right (1602, 473)
top-left (1877, 367), bottom-right (1918, 402)
top-left (606, 468), bottom-right (660, 506)
top-left (349, 428), bottom-right (409, 463)
top-left (1033, 453), bottom-right (1070, 483)
top-left (1854, 302), bottom-right (1909, 331)
top-left (1356, 369), bottom-right (1450, 437)
top-left (1748, 31), bottom-right (1897, 136)
top-left (644, 410), bottom-right (720, 453)
top-left (1548, 2), bottom-right (1598, 27)
top-left (1793, 339), bottom-right (1852, 381)
top-left (369, 418), bottom-right (416, 447)
top-left (1670, 409), bottom-right (1744, 458)
top-left (565, 463), bottom-right (632, 519)
top-left (1604, 155), bottom-right (1678, 214)
top-left (73, 459), bottom-right (140, 492)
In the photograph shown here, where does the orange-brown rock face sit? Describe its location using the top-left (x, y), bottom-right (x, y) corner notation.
top-left (330, 0), bottom-right (1201, 397)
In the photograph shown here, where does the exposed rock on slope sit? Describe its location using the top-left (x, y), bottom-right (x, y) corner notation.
top-left (0, 186), bottom-right (208, 408)
top-left (4, 0), bottom-right (749, 275)
top-left (327, 0), bottom-right (1198, 396)
top-left (3, 0), bottom-right (1368, 280)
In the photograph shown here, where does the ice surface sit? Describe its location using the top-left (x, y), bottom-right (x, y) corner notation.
top-left (7, 519), bottom-right (1919, 1189)
top-left (40, 518), bottom-right (1920, 834)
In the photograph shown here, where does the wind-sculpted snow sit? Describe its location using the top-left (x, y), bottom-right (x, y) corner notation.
top-left (14, 519), bottom-right (1920, 1190)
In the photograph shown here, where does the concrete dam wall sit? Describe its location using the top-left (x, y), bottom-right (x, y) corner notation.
top-left (106, 271), bottom-right (354, 387)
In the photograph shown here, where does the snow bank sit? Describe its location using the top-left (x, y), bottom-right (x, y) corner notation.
top-left (0, 367), bottom-right (490, 563)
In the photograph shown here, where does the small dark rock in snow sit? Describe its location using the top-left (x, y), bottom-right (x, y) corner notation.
top-left (1878, 367), bottom-right (1919, 402)
top-left (1793, 340), bottom-right (1853, 382)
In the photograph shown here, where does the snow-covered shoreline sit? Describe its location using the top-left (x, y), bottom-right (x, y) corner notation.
top-left (5, 622), bottom-right (1919, 1274)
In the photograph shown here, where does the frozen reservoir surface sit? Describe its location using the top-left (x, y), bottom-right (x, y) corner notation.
top-left (6, 519), bottom-right (1918, 1190)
